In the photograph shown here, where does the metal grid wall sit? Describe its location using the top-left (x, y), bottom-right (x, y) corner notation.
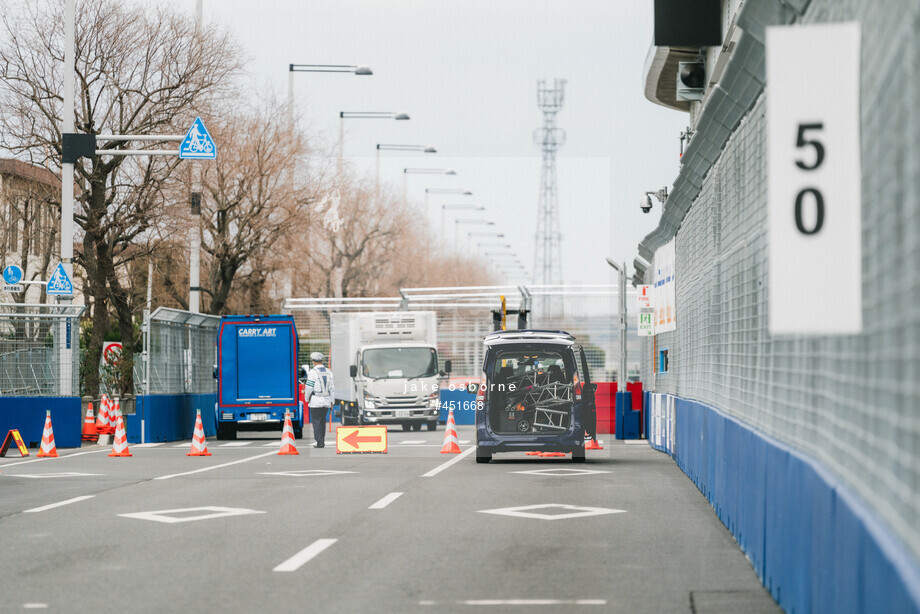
top-left (639, 0), bottom-right (920, 563)
top-left (284, 285), bottom-right (638, 381)
top-left (0, 303), bottom-right (83, 396)
top-left (136, 308), bottom-right (219, 395)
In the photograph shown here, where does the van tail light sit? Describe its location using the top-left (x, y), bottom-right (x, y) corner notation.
top-left (573, 372), bottom-right (583, 400)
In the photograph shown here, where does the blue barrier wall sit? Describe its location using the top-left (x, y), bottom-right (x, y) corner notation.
top-left (650, 394), bottom-right (920, 614)
top-left (0, 397), bottom-right (82, 449)
top-left (126, 394), bottom-right (217, 443)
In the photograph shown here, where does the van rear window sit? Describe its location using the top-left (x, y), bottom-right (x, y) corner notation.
top-left (488, 350), bottom-right (573, 435)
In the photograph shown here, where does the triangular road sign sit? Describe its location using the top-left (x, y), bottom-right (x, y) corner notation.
top-left (46, 262), bottom-right (73, 295)
top-left (179, 117), bottom-right (216, 159)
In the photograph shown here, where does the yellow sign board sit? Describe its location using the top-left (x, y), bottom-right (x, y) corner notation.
top-left (336, 426), bottom-right (388, 454)
top-left (1, 429), bottom-right (30, 457)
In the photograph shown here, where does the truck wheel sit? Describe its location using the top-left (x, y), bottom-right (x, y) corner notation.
top-left (412, 422), bottom-right (422, 432)
top-left (426, 421), bottom-right (438, 431)
top-left (401, 423), bottom-right (411, 432)
top-left (216, 423), bottom-right (236, 441)
top-left (476, 448), bottom-right (492, 464)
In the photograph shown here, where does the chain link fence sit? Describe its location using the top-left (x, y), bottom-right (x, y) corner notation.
top-left (0, 303), bottom-right (83, 396)
top-left (283, 284), bottom-right (637, 381)
top-left (637, 0), bottom-right (920, 565)
top-left (135, 307), bottom-right (219, 395)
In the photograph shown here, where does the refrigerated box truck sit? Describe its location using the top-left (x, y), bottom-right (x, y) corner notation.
top-left (331, 311), bottom-right (446, 431)
top-left (214, 315), bottom-right (303, 440)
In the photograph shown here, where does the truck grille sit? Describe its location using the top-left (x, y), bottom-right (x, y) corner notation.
top-left (382, 395), bottom-right (423, 408)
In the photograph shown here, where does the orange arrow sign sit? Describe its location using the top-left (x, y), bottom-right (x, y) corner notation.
top-left (336, 426), bottom-right (387, 454)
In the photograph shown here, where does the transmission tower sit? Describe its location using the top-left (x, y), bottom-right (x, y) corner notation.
top-left (533, 78), bottom-right (566, 316)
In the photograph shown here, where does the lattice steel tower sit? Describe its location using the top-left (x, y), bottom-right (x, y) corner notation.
top-left (533, 79), bottom-right (566, 307)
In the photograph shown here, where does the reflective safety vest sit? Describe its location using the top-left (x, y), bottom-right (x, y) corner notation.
top-left (305, 365), bottom-right (334, 408)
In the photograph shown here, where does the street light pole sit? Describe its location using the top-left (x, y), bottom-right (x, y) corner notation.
top-left (375, 144), bottom-right (437, 204)
top-left (606, 257), bottom-right (628, 389)
top-left (338, 111), bottom-right (410, 177)
top-left (441, 204), bottom-right (484, 244)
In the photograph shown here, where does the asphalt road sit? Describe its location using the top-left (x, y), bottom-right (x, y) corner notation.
top-left (0, 426), bottom-right (780, 613)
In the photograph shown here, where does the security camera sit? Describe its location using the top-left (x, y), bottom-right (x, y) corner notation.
top-left (641, 194), bottom-right (653, 214)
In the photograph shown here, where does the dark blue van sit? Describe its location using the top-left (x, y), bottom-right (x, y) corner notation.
top-left (475, 330), bottom-right (597, 463)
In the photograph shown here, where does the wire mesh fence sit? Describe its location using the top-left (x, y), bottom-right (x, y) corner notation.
top-left (0, 303), bottom-right (84, 396)
top-left (283, 284), bottom-right (638, 381)
top-left (135, 307), bottom-right (219, 395)
top-left (636, 0), bottom-right (920, 564)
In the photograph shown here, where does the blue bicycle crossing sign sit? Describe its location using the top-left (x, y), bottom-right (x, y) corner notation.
top-left (3, 265), bottom-right (23, 285)
top-left (46, 262), bottom-right (74, 296)
top-left (179, 117), bottom-right (216, 160)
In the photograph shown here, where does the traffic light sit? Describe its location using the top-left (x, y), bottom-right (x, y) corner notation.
top-left (676, 61), bottom-right (706, 102)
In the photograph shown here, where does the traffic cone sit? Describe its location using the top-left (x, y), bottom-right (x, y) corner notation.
top-left (187, 409), bottom-right (211, 456)
top-left (278, 412), bottom-right (299, 456)
top-left (82, 403), bottom-right (98, 441)
top-left (36, 410), bottom-right (58, 458)
top-left (95, 395), bottom-right (109, 434)
top-left (585, 433), bottom-right (603, 450)
top-left (108, 408), bottom-right (132, 457)
top-left (112, 398), bottom-right (121, 432)
top-left (440, 407), bottom-right (461, 454)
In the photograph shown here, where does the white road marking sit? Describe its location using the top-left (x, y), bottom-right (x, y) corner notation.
top-left (511, 468), bottom-right (611, 477)
top-left (219, 442), bottom-right (253, 447)
top-left (119, 506), bottom-right (265, 524)
top-left (478, 503), bottom-right (625, 521)
top-left (24, 495), bottom-right (94, 513)
top-left (172, 443), bottom-right (189, 448)
top-left (396, 440), bottom-right (425, 445)
top-left (624, 440), bottom-right (648, 445)
top-left (421, 446), bottom-right (475, 477)
top-left (0, 448), bottom-right (108, 468)
top-left (22, 604), bottom-right (48, 609)
top-left (259, 470), bottom-right (356, 477)
top-left (9, 472), bottom-right (100, 479)
top-left (132, 443), bottom-right (164, 448)
top-left (273, 538), bottom-right (337, 572)
top-left (459, 439), bottom-right (471, 444)
top-left (154, 450), bottom-right (277, 480)
top-left (369, 492), bottom-right (403, 509)
top-left (462, 600), bottom-right (607, 606)
top-left (262, 442), bottom-right (282, 447)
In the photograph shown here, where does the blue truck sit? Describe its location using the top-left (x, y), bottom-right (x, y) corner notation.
top-left (214, 315), bottom-right (304, 440)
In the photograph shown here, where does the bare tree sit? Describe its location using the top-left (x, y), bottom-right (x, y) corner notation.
top-left (0, 0), bottom-right (242, 395)
top-left (162, 96), bottom-right (309, 315)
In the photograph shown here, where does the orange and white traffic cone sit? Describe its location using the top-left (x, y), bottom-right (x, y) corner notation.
top-left (108, 408), bottom-right (132, 457)
top-left (108, 398), bottom-right (121, 434)
top-left (439, 407), bottom-right (461, 454)
top-left (37, 410), bottom-right (58, 458)
top-left (187, 409), bottom-right (211, 456)
top-left (278, 412), bottom-right (299, 456)
top-left (82, 403), bottom-right (98, 442)
top-left (585, 432), bottom-right (603, 450)
top-left (95, 395), bottom-right (109, 434)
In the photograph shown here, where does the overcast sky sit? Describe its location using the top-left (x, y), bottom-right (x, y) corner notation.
top-left (189, 1), bottom-right (685, 286)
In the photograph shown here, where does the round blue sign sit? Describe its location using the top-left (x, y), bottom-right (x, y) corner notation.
top-left (3, 265), bottom-right (23, 285)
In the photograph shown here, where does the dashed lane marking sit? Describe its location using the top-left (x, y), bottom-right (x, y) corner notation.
top-left (24, 495), bottom-right (94, 513)
top-left (154, 451), bottom-right (278, 480)
top-left (0, 448), bottom-right (109, 468)
top-left (219, 442), bottom-right (253, 447)
top-left (258, 470), bottom-right (356, 477)
top-left (369, 492), bottom-right (403, 509)
top-left (419, 599), bottom-right (607, 606)
top-left (273, 538), bottom-right (337, 572)
top-left (132, 443), bottom-right (163, 448)
top-left (421, 446), bottom-right (475, 477)
top-left (8, 472), bottom-right (101, 479)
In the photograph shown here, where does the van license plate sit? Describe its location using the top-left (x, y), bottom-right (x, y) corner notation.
top-left (250, 413), bottom-right (268, 421)
top-left (395, 410), bottom-right (409, 419)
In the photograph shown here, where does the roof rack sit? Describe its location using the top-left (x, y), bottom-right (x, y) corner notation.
top-left (483, 329), bottom-right (575, 342)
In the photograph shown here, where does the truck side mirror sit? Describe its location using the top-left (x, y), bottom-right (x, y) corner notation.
top-left (298, 366), bottom-right (307, 378)
top-left (350, 365), bottom-right (357, 378)
top-left (212, 365), bottom-right (218, 379)
top-left (444, 359), bottom-right (452, 374)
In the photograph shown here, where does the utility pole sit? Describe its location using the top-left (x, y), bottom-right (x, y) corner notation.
top-left (189, 0), bottom-right (203, 313)
top-left (533, 78), bottom-right (566, 318)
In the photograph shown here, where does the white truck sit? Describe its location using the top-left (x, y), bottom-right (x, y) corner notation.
top-left (330, 311), bottom-right (448, 431)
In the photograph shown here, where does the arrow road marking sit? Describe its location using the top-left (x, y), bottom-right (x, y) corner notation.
top-left (273, 538), bottom-right (337, 572)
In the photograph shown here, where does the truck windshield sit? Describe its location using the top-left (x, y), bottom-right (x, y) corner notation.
top-left (362, 347), bottom-right (438, 379)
